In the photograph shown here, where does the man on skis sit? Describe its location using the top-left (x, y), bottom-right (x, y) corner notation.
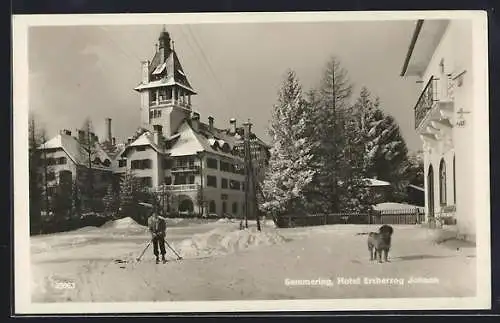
top-left (147, 207), bottom-right (167, 264)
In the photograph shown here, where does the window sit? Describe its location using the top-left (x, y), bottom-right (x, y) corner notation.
top-left (103, 159), bottom-right (111, 167)
top-left (175, 175), bottom-right (187, 185)
top-left (207, 158), bottom-right (218, 169)
top-left (439, 158), bottom-right (447, 206)
top-left (232, 202), bottom-right (238, 214)
top-left (163, 159), bottom-right (172, 169)
top-left (222, 201), bottom-right (227, 214)
top-left (209, 200), bottom-right (216, 213)
top-left (47, 186), bottom-right (57, 196)
top-left (119, 159), bottom-right (127, 167)
top-left (220, 161), bottom-right (230, 172)
top-left (46, 172), bottom-right (55, 181)
top-left (230, 180), bottom-right (241, 190)
top-left (164, 177), bottom-right (172, 185)
top-left (242, 182), bottom-right (245, 191)
top-left (136, 146), bottom-right (146, 152)
top-left (207, 175), bottom-right (217, 187)
top-left (58, 170), bottom-right (72, 184)
top-left (47, 158), bottom-right (56, 166)
top-left (58, 157), bottom-right (67, 165)
top-left (188, 175), bottom-right (195, 184)
top-left (131, 159), bottom-right (152, 169)
top-left (221, 178), bottom-right (228, 189)
top-left (138, 177), bottom-right (152, 187)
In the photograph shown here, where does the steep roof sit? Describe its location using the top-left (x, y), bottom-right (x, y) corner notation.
top-left (136, 49), bottom-right (196, 94)
top-left (168, 121), bottom-right (243, 161)
top-left (39, 133), bottom-right (114, 170)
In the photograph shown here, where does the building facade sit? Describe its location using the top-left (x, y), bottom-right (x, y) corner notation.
top-left (38, 27), bottom-right (270, 218)
top-left (400, 19), bottom-right (475, 239)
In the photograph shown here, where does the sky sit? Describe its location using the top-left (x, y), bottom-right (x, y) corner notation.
top-left (28, 21), bottom-right (422, 151)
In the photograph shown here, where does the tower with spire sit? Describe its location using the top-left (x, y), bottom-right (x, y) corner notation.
top-left (134, 26), bottom-right (197, 138)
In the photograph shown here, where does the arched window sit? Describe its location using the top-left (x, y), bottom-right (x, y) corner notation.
top-left (439, 158), bottom-right (447, 206)
top-left (453, 155), bottom-right (456, 204)
top-left (209, 200), bottom-right (216, 213)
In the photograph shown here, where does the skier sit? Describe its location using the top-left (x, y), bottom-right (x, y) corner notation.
top-left (147, 208), bottom-right (167, 264)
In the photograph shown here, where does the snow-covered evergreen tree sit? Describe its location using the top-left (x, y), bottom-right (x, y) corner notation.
top-left (352, 88), bottom-right (410, 200)
top-left (103, 184), bottom-right (118, 218)
top-left (260, 69), bottom-right (317, 216)
top-left (118, 170), bottom-right (139, 218)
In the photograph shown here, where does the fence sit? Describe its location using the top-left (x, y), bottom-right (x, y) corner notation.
top-left (275, 208), bottom-right (425, 228)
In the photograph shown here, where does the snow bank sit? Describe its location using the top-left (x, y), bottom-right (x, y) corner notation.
top-left (216, 218), bottom-right (238, 224)
top-left (175, 227), bottom-right (287, 258)
top-left (101, 217), bottom-right (147, 233)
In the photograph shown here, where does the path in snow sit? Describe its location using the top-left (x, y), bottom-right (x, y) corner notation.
top-left (31, 220), bottom-right (476, 302)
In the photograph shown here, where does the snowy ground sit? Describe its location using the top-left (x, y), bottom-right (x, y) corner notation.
top-left (31, 217), bottom-right (476, 302)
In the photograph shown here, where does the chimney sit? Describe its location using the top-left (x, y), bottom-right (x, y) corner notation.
top-left (242, 120), bottom-right (253, 141)
top-left (78, 130), bottom-right (85, 143)
top-left (127, 137), bottom-right (133, 144)
top-left (112, 137), bottom-right (116, 146)
top-left (208, 116), bottom-right (214, 132)
top-left (191, 112), bottom-right (200, 132)
top-left (153, 125), bottom-right (163, 145)
top-left (64, 129), bottom-right (72, 136)
top-left (141, 61), bottom-right (149, 84)
top-left (105, 118), bottom-right (112, 142)
top-left (229, 118), bottom-right (236, 134)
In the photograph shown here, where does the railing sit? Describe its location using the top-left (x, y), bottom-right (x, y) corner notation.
top-left (274, 209), bottom-right (425, 228)
top-left (152, 184), bottom-right (200, 192)
top-left (414, 76), bottom-right (439, 129)
top-left (149, 99), bottom-right (191, 108)
top-left (171, 165), bottom-right (200, 172)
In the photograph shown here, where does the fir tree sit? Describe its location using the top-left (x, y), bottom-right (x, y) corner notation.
top-left (306, 56), bottom-right (354, 213)
top-left (28, 114), bottom-right (44, 234)
top-left (261, 69), bottom-right (317, 216)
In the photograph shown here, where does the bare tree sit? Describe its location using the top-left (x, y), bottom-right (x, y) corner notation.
top-left (28, 114), bottom-right (44, 233)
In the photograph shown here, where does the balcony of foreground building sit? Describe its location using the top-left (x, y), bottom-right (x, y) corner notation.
top-left (150, 183), bottom-right (200, 193)
top-left (170, 164), bottom-right (201, 173)
top-left (414, 75), bottom-right (455, 139)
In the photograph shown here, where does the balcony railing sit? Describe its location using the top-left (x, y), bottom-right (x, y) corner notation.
top-left (414, 77), bottom-right (439, 129)
top-left (149, 99), bottom-right (192, 109)
top-left (414, 75), bottom-right (455, 130)
top-left (170, 165), bottom-right (200, 172)
top-left (151, 184), bottom-right (200, 192)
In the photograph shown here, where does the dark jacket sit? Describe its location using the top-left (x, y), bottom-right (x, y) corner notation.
top-left (148, 214), bottom-right (166, 237)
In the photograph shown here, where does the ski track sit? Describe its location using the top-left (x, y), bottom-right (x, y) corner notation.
top-left (31, 221), bottom-right (476, 302)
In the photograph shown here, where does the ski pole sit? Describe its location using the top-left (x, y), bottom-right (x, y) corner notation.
top-left (136, 240), bottom-right (152, 262)
top-left (164, 239), bottom-right (182, 260)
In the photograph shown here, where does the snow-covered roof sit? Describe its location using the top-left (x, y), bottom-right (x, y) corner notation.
top-left (168, 121), bottom-right (243, 161)
top-left (39, 133), bottom-right (113, 170)
top-left (408, 184), bottom-right (425, 192)
top-left (122, 131), bottom-right (164, 154)
top-left (364, 178), bottom-right (391, 187)
top-left (137, 48), bottom-right (196, 94)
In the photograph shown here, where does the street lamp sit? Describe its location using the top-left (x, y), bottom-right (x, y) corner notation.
top-left (243, 120), bottom-right (261, 231)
